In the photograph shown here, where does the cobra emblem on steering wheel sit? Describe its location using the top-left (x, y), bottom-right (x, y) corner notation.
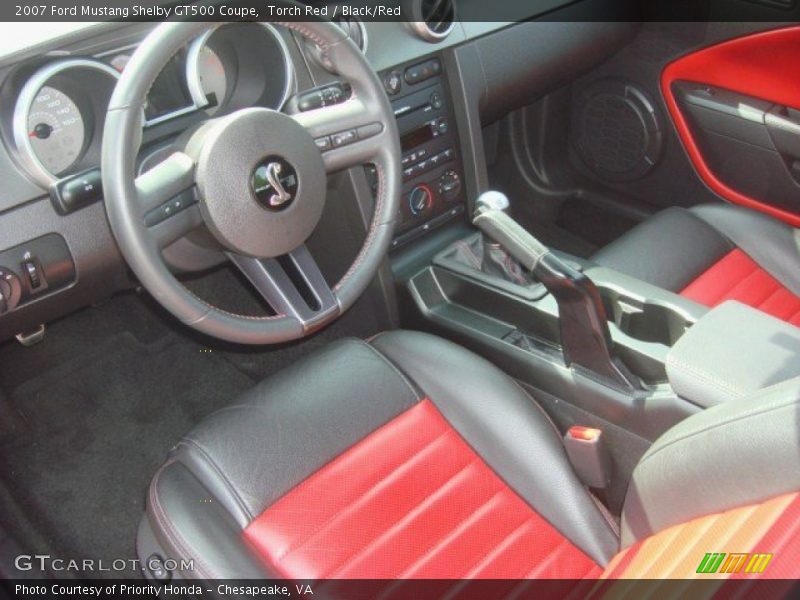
top-left (251, 156), bottom-right (298, 210)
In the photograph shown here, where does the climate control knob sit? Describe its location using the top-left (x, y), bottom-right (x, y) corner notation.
top-left (439, 170), bottom-right (462, 200)
top-left (0, 268), bottom-right (22, 315)
top-left (408, 185), bottom-right (433, 216)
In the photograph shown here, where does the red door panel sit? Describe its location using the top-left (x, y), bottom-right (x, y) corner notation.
top-left (662, 26), bottom-right (800, 227)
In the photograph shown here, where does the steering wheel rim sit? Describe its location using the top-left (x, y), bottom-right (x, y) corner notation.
top-left (102, 16), bottom-right (401, 345)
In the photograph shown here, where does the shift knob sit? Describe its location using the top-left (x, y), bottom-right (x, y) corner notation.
top-left (476, 190), bottom-right (510, 213)
top-left (473, 196), bottom-right (549, 272)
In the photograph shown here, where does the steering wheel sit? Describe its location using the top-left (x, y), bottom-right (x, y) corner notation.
top-left (101, 15), bottom-right (401, 344)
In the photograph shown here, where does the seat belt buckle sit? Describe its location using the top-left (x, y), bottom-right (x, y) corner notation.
top-left (564, 426), bottom-right (611, 489)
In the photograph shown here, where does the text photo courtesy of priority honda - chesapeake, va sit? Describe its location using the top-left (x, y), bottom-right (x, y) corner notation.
top-left (1, 1), bottom-right (800, 600)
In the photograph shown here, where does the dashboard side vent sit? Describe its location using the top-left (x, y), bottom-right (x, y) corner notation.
top-left (408, 0), bottom-right (456, 42)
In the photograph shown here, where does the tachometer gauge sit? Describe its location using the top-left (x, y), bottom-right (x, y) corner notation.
top-left (196, 46), bottom-right (227, 113)
top-left (26, 86), bottom-right (85, 174)
top-left (186, 23), bottom-right (293, 117)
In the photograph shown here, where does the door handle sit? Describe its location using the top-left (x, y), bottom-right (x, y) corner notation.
top-left (765, 106), bottom-right (800, 159)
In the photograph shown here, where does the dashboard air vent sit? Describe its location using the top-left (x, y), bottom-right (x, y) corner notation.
top-left (408, 0), bottom-right (456, 42)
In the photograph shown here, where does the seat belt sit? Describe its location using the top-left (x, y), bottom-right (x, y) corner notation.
top-left (564, 426), bottom-right (612, 490)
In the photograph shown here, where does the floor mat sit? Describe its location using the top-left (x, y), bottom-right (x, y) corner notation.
top-left (0, 288), bottom-right (385, 578)
top-left (0, 331), bottom-right (254, 578)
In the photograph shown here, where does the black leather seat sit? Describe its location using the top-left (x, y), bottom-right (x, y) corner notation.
top-left (593, 204), bottom-right (800, 326)
top-left (138, 331), bottom-right (800, 581)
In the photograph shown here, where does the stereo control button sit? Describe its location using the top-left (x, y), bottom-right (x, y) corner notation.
top-left (331, 129), bottom-right (357, 147)
top-left (384, 70), bottom-right (402, 95)
top-left (314, 136), bottom-right (332, 151)
top-left (405, 59), bottom-right (442, 85)
top-left (356, 122), bottom-right (384, 139)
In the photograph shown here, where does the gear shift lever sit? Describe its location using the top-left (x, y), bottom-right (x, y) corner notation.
top-left (473, 191), bottom-right (637, 389)
top-left (469, 192), bottom-right (534, 285)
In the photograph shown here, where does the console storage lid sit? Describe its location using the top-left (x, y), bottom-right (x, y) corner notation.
top-left (666, 301), bottom-right (800, 407)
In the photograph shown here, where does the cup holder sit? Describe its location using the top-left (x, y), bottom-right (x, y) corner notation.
top-left (599, 287), bottom-right (692, 346)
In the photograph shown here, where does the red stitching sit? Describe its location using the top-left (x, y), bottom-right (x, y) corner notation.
top-left (334, 161), bottom-right (387, 292)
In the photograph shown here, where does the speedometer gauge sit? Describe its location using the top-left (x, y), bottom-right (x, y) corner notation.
top-left (26, 86), bottom-right (85, 174)
top-left (13, 58), bottom-right (119, 188)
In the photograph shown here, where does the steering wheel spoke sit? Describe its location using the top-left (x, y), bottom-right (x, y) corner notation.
top-left (291, 98), bottom-right (386, 172)
top-left (134, 152), bottom-right (202, 248)
top-left (135, 152), bottom-right (196, 213)
top-left (146, 201), bottom-right (203, 248)
top-left (227, 245), bottom-right (340, 331)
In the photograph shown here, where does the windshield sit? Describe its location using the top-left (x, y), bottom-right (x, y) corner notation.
top-left (0, 22), bottom-right (102, 58)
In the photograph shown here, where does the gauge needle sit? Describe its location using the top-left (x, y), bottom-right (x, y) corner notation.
top-left (29, 123), bottom-right (53, 139)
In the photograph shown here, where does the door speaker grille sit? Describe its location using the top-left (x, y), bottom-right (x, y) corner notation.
top-left (572, 79), bottom-right (663, 182)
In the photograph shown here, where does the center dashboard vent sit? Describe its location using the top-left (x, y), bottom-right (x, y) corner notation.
top-left (407, 0), bottom-right (456, 42)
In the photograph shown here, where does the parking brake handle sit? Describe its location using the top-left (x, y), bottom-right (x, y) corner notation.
top-left (473, 191), bottom-right (637, 389)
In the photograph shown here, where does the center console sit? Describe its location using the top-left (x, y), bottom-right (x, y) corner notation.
top-left (402, 193), bottom-right (717, 445)
top-left (408, 250), bottom-right (711, 440)
top-left (664, 301), bottom-right (800, 408)
top-left (370, 56), bottom-right (467, 249)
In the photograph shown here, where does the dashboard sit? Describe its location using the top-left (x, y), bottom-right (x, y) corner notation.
top-left (0, 1), bottom-right (634, 341)
top-left (7, 22), bottom-right (293, 188)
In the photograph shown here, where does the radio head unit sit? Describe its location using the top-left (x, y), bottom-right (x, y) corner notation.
top-left (377, 57), bottom-right (466, 248)
top-left (401, 124), bottom-right (436, 153)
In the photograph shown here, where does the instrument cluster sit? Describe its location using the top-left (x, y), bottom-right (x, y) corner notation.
top-left (8, 22), bottom-right (294, 188)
